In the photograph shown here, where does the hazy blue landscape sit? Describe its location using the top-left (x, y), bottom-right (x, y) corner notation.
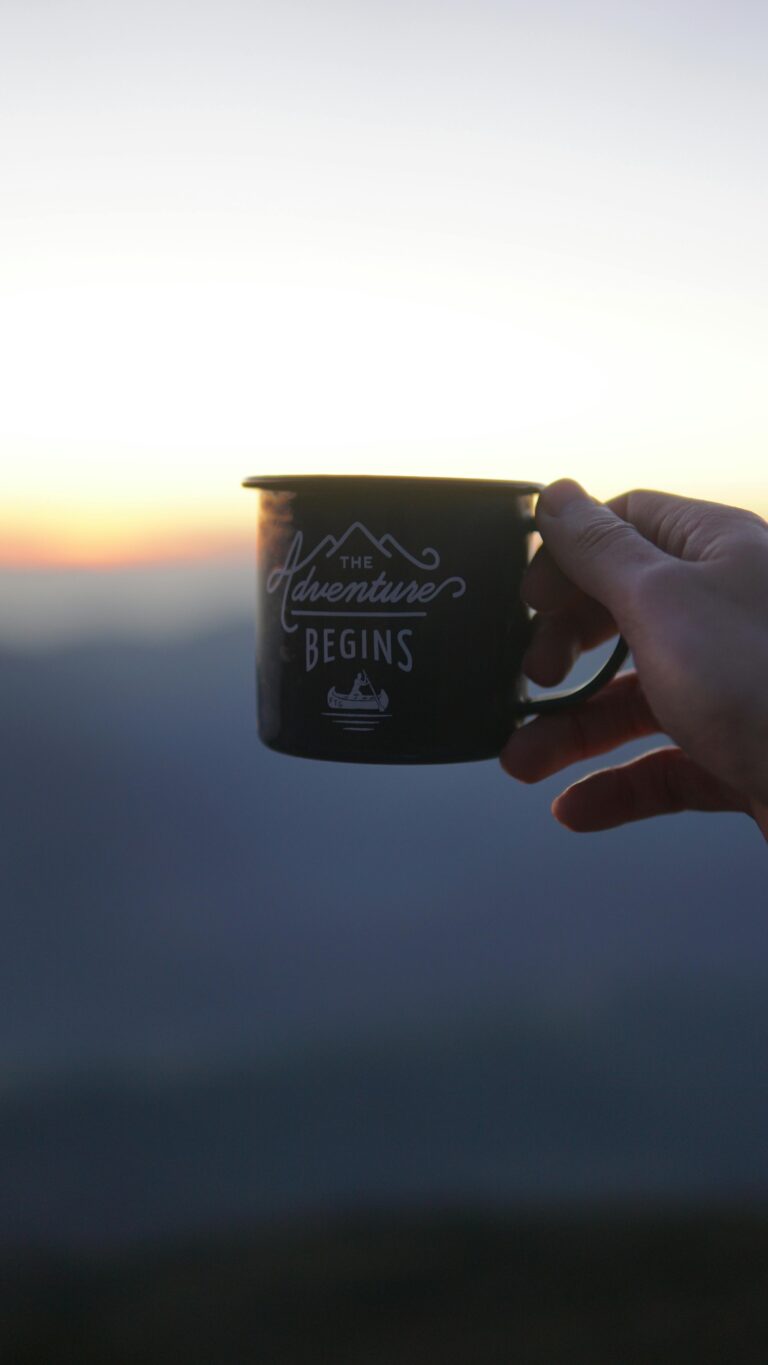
top-left (1, 619), bottom-right (766, 1256)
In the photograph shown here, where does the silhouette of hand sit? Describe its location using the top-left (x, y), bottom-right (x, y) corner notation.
top-left (501, 480), bottom-right (768, 841)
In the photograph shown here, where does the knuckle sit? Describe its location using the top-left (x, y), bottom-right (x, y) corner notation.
top-left (681, 503), bottom-right (765, 560)
top-left (572, 512), bottom-right (632, 561)
top-left (654, 749), bottom-right (687, 813)
top-left (727, 505), bottom-right (767, 535)
top-left (655, 503), bottom-right (697, 557)
top-left (561, 706), bottom-right (594, 765)
top-left (722, 527), bottom-right (768, 577)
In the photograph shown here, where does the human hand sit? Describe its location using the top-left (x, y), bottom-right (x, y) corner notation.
top-left (500, 480), bottom-right (768, 841)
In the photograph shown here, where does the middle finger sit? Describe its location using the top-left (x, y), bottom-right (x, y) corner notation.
top-left (500, 670), bottom-right (658, 783)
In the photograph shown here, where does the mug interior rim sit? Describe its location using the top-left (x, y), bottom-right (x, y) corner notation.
top-left (242, 474), bottom-right (542, 495)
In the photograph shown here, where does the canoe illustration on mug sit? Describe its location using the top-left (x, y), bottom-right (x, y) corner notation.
top-left (327, 671), bottom-right (389, 713)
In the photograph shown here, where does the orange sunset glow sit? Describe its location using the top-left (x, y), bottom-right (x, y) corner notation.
top-left (0, 507), bottom-right (251, 569)
top-left (1, 0), bottom-right (765, 615)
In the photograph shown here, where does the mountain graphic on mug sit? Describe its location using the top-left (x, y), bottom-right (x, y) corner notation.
top-left (275, 520), bottom-right (443, 579)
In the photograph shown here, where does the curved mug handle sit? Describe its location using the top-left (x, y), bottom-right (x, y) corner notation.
top-left (513, 494), bottom-right (629, 717)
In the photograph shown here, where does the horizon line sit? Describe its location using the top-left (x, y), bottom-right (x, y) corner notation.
top-left (0, 527), bottom-right (254, 571)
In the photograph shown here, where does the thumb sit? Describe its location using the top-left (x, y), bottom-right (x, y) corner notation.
top-left (535, 479), bottom-right (663, 622)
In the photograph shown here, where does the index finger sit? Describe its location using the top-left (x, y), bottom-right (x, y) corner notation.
top-left (606, 489), bottom-right (766, 561)
top-left (521, 485), bottom-right (766, 614)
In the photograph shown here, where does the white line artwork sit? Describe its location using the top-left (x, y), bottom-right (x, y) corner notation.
top-left (323, 670), bottom-right (392, 731)
top-left (266, 522), bottom-right (467, 634)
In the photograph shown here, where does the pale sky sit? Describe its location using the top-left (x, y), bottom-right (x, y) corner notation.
top-left (1, 0), bottom-right (766, 568)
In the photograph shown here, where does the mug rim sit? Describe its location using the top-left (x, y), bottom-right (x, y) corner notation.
top-left (242, 474), bottom-right (542, 495)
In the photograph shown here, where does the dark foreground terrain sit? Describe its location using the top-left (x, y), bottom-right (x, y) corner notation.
top-left (4, 1208), bottom-right (768, 1364)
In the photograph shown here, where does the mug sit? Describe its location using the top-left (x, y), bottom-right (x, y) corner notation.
top-left (243, 475), bottom-right (627, 764)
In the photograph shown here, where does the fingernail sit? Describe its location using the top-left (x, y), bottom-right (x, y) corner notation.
top-left (538, 479), bottom-right (590, 518)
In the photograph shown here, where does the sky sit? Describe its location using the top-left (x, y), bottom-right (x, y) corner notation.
top-left (1, 0), bottom-right (766, 634)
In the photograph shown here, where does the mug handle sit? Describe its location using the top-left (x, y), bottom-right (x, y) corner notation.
top-left (512, 504), bottom-right (629, 717)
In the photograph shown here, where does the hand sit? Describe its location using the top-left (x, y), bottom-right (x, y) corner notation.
top-left (500, 480), bottom-right (768, 840)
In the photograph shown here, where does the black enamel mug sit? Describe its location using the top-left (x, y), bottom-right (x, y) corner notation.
top-left (243, 475), bottom-right (627, 764)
